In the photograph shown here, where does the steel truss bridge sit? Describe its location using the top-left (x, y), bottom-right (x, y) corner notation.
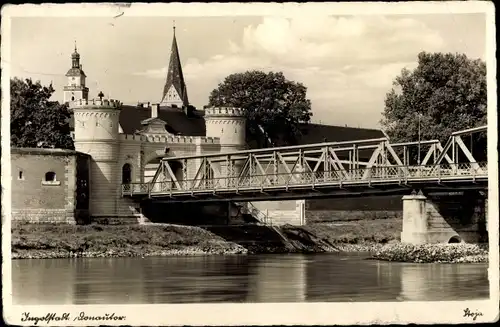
top-left (122, 126), bottom-right (488, 202)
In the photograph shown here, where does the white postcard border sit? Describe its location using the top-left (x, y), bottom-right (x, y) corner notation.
top-left (1, 2), bottom-right (498, 325)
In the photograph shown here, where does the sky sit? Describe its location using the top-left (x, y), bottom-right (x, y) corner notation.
top-left (8, 11), bottom-right (487, 129)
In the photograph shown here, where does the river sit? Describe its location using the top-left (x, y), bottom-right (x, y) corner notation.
top-left (12, 253), bottom-right (489, 304)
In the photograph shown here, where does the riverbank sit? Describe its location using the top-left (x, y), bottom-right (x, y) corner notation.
top-left (11, 219), bottom-right (397, 259)
top-left (371, 243), bottom-right (489, 263)
top-left (10, 220), bottom-right (488, 263)
top-left (11, 223), bottom-right (248, 259)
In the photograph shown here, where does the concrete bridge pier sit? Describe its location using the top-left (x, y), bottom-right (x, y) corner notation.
top-left (401, 192), bottom-right (429, 244)
top-left (401, 190), bottom-right (488, 244)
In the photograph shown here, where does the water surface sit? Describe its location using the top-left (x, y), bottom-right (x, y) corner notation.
top-left (12, 253), bottom-right (489, 304)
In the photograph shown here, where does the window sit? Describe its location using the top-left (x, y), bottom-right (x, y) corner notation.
top-left (42, 171), bottom-right (60, 186)
top-left (18, 171), bottom-right (24, 180)
top-left (122, 163), bottom-right (132, 184)
top-left (71, 96), bottom-right (75, 101)
top-left (45, 172), bottom-right (56, 182)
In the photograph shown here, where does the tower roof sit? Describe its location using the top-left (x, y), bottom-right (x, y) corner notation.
top-left (66, 42), bottom-right (86, 77)
top-left (161, 25), bottom-right (189, 106)
top-left (71, 41), bottom-right (80, 59)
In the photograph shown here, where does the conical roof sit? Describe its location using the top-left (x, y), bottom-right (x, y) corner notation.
top-left (161, 28), bottom-right (189, 106)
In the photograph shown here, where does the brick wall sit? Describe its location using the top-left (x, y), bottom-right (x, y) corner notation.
top-left (11, 148), bottom-right (90, 224)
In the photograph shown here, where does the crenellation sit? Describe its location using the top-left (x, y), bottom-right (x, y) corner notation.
top-left (205, 106), bottom-right (246, 117)
top-left (120, 134), bottom-right (220, 145)
top-left (70, 98), bottom-right (123, 109)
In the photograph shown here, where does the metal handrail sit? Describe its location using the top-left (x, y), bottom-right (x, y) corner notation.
top-left (121, 162), bottom-right (488, 196)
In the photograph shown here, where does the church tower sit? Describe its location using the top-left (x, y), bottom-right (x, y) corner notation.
top-left (160, 24), bottom-right (189, 108)
top-left (63, 42), bottom-right (89, 104)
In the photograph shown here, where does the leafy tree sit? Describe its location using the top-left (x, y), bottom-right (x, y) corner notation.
top-left (381, 52), bottom-right (487, 162)
top-left (10, 78), bottom-right (74, 149)
top-left (208, 71), bottom-right (312, 147)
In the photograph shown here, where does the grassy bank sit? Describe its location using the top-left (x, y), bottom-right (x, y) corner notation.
top-left (11, 223), bottom-right (247, 259)
top-left (10, 219), bottom-right (488, 263)
top-left (288, 217), bottom-right (401, 244)
top-left (11, 219), bottom-right (400, 259)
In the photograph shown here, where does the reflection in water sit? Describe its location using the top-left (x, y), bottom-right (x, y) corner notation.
top-left (398, 263), bottom-right (489, 301)
top-left (12, 259), bottom-right (77, 304)
top-left (247, 255), bottom-right (306, 302)
top-left (11, 253), bottom-right (489, 305)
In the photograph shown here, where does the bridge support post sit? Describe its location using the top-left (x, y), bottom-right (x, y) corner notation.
top-left (401, 193), bottom-right (428, 244)
top-left (401, 190), bottom-right (487, 244)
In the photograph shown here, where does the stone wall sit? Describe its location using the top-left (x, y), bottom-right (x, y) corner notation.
top-left (401, 191), bottom-right (487, 244)
top-left (305, 196), bottom-right (403, 223)
top-left (11, 148), bottom-right (90, 224)
top-left (425, 191), bottom-right (487, 243)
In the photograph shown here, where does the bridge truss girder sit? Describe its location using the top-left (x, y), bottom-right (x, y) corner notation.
top-left (144, 125), bottom-right (487, 194)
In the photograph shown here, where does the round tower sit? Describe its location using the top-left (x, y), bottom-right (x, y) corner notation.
top-left (204, 107), bottom-right (246, 152)
top-left (204, 107), bottom-right (246, 185)
top-left (71, 97), bottom-right (122, 219)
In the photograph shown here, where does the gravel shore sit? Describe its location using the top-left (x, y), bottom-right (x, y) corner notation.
top-left (370, 243), bottom-right (489, 263)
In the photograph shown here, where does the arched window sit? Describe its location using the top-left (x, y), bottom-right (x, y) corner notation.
top-left (45, 171), bottom-right (56, 182)
top-left (122, 163), bottom-right (132, 184)
top-left (71, 96), bottom-right (75, 101)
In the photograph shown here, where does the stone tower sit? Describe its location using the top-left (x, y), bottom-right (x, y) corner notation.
top-left (204, 107), bottom-right (246, 153)
top-left (160, 25), bottom-right (189, 108)
top-left (205, 107), bottom-right (246, 184)
top-left (70, 97), bottom-right (122, 219)
top-left (64, 42), bottom-right (89, 104)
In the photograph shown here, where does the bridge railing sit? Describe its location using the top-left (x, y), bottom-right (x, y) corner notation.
top-left (121, 162), bottom-right (488, 197)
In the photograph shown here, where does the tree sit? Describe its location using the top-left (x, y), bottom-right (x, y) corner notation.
top-left (381, 52), bottom-right (487, 161)
top-left (10, 78), bottom-right (74, 150)
top-left (208, 71), bottom-right (312, 147)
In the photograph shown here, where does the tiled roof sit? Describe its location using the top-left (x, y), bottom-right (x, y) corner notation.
top-left (298, 123), bottom-right (384, 144)
top-left (118, 105), bottom-right (206, 136)
top-left (161, 32), bottom-right (189, 106)
top-left (297, 123), bottom-right (385, 160)
top-left (65, 67), bottom-right (86, 77)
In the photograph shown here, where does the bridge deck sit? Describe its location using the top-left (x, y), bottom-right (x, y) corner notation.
top-left (122, 125), bottom-right (487, 202)
top-left (123, 163), bottom-right (488, 202)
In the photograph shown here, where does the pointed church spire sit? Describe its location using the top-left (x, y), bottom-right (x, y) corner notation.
top-left (160, 22), bottom-right (189, 107)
